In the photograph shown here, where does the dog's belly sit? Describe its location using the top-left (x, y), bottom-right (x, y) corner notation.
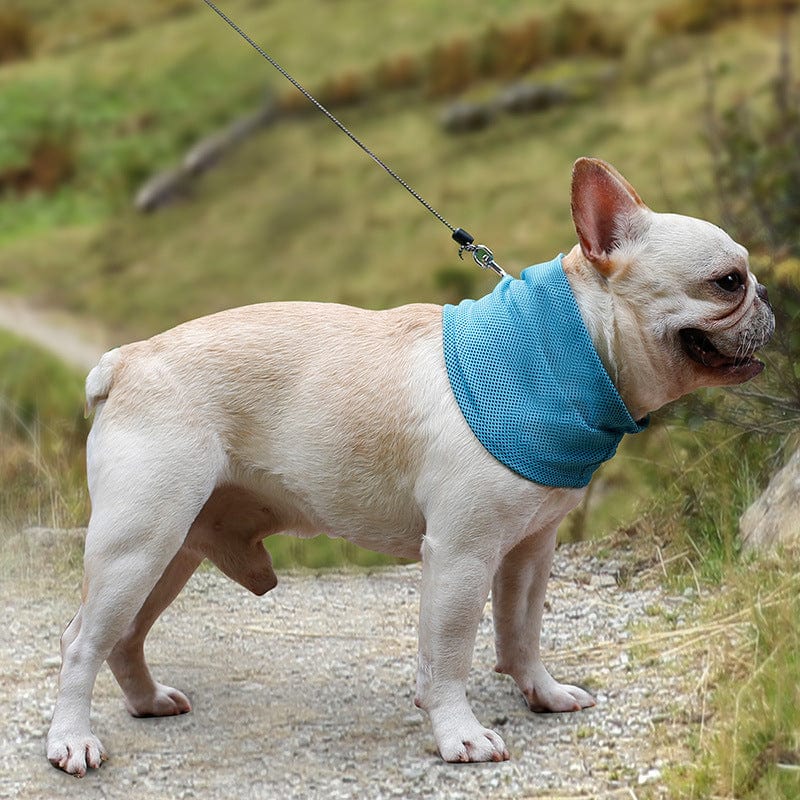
top-left (185, 481), bottom-right (425, 594)
top-left (215, 468), bottom-right (428, 562)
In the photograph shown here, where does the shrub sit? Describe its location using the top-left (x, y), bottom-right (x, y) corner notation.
top-left (317, 70), bottom-right (368, 108)
top-left (549, 5), bottom-right (625, 57)
top-left (478, 18), bottom-right (549, 80)
top-left (0, 7), bottom-right (33, 64)
top-left (276, 88), bottom-right (311, 116)
top-left (656, 0), bottom-right (800, 35)
top-left (278, 9), bottom-right (623, 114)
top-left (374, 53), bottom-right (421, 92)
top-left (0, 136), bottom-right (76, 196)
top-left (426, 37), bottom-right (476, 98)
top-left (703, 21), bottom-right (800, 423)
top-left (656, 0), bottom-right (737, 34)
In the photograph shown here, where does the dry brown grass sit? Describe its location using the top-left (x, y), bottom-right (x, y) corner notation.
top-left (0, 7), bottom-right (33, 64)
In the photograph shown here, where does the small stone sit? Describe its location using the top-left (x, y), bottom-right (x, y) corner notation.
top-left (440, 101), bottom-right (495, 134)
top-left (402, 767), bottom-right (426, 781)
top-left (740, 447), bottom-right (800, 552)
top-left (638, 767), bottom-right (662, 784)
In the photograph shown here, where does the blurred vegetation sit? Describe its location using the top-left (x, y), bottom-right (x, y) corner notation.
top-left (0, 0), bottom-right (741, 331)
top-left (656, 0), bottom-right (800, 34)
top-left (647, 20), bottom-right (800, 798)
top-left (706, 25), bottom-right (800, 426)
top-left (666, 561), bottom-right (800, 799)
top-left (0, 7), bottom-right (33, 65)
top-left (0, 331), bottom-right (88, 528)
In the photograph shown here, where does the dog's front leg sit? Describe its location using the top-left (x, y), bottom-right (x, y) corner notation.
top-left (492, 527), bottom-right (595, 713)
top-left (414, 533), bottom-right (509, 763)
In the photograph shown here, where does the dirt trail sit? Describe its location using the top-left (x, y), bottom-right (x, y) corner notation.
top-left (0, 294), bottom-right (108, 372)
top-left (1, 534), bottom-right (701, 800)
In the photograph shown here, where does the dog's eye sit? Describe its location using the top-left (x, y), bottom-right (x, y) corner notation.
top-left (715, 273), bottom-right (744, 292)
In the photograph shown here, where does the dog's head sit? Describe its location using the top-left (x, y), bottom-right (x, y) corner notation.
top-left (567, 157), bottom-right (775, 415)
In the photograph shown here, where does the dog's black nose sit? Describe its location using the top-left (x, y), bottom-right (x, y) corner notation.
top-left (756, 283), bottom-right (770, 304)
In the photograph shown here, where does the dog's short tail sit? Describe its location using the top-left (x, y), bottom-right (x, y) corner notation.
top-left (85, 347), bottom-right (122, 416)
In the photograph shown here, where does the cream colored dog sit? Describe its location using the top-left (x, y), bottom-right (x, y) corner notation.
top-left (47, 158), bottom-right (774, 775)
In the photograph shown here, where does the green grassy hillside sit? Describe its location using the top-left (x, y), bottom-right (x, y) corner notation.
top-left (0, 330), bottom-right (88, 526)
top-left (1, 1), bottom-right (795, 340)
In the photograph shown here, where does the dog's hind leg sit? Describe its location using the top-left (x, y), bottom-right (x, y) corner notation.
top-left (106, 484), bottom-right (280, 718)
top-left (106, 545), bottom-right (203, 718)
top-left (60, 508), bottom-right (268, 724)
top-left (47, 422), bottom-right (222, 776)
top-left (48, 517), bottom-right (206, 776)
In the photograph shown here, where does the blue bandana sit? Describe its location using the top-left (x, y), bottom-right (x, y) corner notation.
top-left (442, 254), bottom-right (648, 488)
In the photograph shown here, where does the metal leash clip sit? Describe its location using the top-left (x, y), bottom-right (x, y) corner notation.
top-left (452, 228), bottom-right (508, 279)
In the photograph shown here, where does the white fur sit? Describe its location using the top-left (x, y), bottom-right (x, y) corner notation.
top-left (84, 347), bottom-right (121, 414)
top-left (46, 159), bottom-right (774, 774)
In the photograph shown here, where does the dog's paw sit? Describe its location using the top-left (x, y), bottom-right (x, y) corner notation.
top-left (125, 682), bottom-right (192, 718)
top-left (500, 661), bottom-right (595, 713)
top-left (524, 680), bottom-right (595, 713)
top-left (47, 731), bottom-right (107, 777)
top-left (434, 719), bottom-right (510, 763)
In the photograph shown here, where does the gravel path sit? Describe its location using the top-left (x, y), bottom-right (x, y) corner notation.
top-left (0, 293), bottom-right (106, 371)
top-left (1, 537), bottom-right (701, 800)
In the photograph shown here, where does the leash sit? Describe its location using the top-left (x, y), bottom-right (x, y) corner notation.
top-left (199, 0), bottom-right (508, 279)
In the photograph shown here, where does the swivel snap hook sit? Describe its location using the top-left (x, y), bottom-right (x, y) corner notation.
top-left (452, 229), bottom-right (507, 278)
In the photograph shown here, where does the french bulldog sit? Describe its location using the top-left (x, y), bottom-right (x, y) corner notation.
top-left (47, 158), bottom-right (774, 775)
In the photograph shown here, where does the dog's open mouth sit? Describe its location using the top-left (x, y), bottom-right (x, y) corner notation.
top-left (679, 328), bottom-right (763, 375)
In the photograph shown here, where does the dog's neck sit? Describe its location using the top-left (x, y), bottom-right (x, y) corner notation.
top-left (561, 245), bottom-right (668, 421)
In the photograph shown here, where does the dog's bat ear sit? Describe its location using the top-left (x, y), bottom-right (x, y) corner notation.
top-left (570, 157), bottom-right (649, 276)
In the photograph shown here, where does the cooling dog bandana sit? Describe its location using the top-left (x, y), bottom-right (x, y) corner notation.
top-left (442, 254), bottom-right (648, 488)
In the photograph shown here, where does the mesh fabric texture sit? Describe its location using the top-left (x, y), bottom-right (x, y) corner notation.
top-left (442, 254), bottom-right (648, 488)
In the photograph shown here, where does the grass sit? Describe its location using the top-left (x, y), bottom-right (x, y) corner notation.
top-left (719, 565), bottom-right (800, 799)
top-left (663, 556), bottom-right (800, 799)
top-left (614, 411), bottom-right (799, 799)
top-left (264, 534), bottom-right (408, 571)
top-left (0, 0), bottom-right (655, 237)
top-left (0, 330), bottom-right (88, 531)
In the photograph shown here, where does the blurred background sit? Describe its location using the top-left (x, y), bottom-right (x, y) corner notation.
top-left (0, 0), bottom-right (798, 566)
